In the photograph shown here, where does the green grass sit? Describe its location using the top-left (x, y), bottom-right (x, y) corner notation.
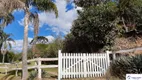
top-left (43, 68), bottom-right (58, 73)
top-left (0, 63), bottom-right (120, 80)
top-left (0, 68), bottom-right (6, 73)
top-left (0, 67), bottom-right (58, 80)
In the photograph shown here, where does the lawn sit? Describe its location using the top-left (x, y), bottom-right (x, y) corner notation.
top-left (0, 67), bottom-right (58, 80)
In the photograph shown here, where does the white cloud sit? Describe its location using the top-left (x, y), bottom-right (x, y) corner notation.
top-left (18, 0), bottom-right (78, 34)
top-left (39, 0), bottom-right (78, 34)
top-left (11, 37), bottom-right (33, 52)
top-left (18, 18), bottom-right (24, 26)
top-left (45, 36), bottom-right (55, 43)
top-left (12, 9), bottom-right (24, 14)
top-left (18, 18), bottom-right (34, 31)
top-left (11, 36), bottom-right (55, 52)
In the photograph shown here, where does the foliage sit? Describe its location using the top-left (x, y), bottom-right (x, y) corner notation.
top-left (0, 30), bottom-right (15, 63)
top-left (46, 37), bottom-right (63, 57)
top-left (0, 51), bottom-right (19, 63)
top-left (27, 36), bottom-right (63, 59)
top-left (70, 2), bottom-right (120, 52)
top-left (118, 0), bottom-right (142, 33)
top-left (74, 0), bottom-right (142, 33)
top-left (28, 70), bottom-right (37, 80)
top-left (63, 0), bottom-right (142, 53)
top-left (35, 44), bottom-right (48, 58)
top-left (28, 70), bottom-right (47, 80)
top-left (31, 0), bottom-right (58, 17)
top-left (74, 0), bottom-right (109, 8)
top-left (0, 30), bottom-right (14, 50)
top-left (0, 13), bottom-right (14, 28)
top-left (63, 33), bottom-right (91, 52)
top-left (27, 44), bottom-right (48, 59)
top-left (109, 54), bottom-right (142, 79)
top-left (30, 36), bottom-right (48, 59)
top-left (30, 36), bottom-right (48, 45)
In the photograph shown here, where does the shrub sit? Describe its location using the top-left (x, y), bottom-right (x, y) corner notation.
top-left (109, 54), bottom-right (142, 79)
top-left (28, 69), bottom-right (47, 80)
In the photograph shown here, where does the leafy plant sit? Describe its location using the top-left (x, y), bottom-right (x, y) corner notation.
top-left (28, 69), bottom-right (47, 80)
top-left (28, 70), bottom-right (38, 80)
top-left (109, 54), bottom-right (142, 79)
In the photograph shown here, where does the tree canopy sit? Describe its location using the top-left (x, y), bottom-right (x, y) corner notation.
top-left (63, 0), bottom-right (142, 52)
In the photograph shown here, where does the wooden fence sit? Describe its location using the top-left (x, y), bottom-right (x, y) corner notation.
top-left (58, 50), bottom-right (111, 80)
top-left (0, 58), bottom-right (58, 79)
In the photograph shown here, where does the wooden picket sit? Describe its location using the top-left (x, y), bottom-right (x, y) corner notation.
top-left (58, 50), bottom-right (111, 80)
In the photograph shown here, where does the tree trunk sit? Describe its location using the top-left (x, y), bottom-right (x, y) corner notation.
top-left (22, 9), bottom-right (30, 80)
top-left (32, 35), bottom-right (37, 58)
top-left (2, 54), bottom-right (5, 64)
top-left (122, 17), bottom-right (128, 32)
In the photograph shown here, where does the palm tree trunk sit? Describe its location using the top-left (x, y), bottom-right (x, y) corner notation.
top-left (32, 35), bottom-right (37, 58)
top-left (22, 9), bottom-right (30, 80)
top-left (2, 54), bottom-right (5, 64)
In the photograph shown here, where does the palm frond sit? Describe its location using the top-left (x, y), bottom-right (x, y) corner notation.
top-left (7, 38), bottom-right (15, 43)
top-left (0, 13), bottom-right (14, 28)
top-left (29, 12), bottom-right (39, 38)
top-left (0, 0), bottom-right (25, 28)
top-left (0, 0), bottom-right (25, 13)
top-left (30, 36), bottom-right (48, 44)
top-left (0, 30), bottom-right (15, 50)
top-left (32, 0), bottom-right (58, 17)
top-left (8, 42), bottom-right (12, 49)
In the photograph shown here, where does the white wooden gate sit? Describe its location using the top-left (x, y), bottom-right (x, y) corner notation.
top-left (58, 50), bottom-right (111, 80)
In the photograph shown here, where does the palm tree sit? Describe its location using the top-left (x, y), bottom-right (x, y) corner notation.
top-left (22, 1), bottom-right (58, 79)
top-left (0, 0), bottom-right (58, 79)
top-left (0, 30), bottom-right (15, 63)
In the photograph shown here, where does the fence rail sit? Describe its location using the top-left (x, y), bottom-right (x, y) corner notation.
top-left (0, 58), bottom-right (58, 79)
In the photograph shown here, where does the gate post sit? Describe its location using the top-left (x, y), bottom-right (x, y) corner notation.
top-left (106, 51), bottom-right (111, 66)
top-left (38, 57), bottom-right (41, 80)
top-left (5, 64), bottom-right (8, 75)
top-left (58, 50), bottom-right (62, 80)
top-left (113, 53), bottom-right (116, 60)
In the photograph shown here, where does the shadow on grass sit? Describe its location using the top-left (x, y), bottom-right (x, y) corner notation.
top-left (1, 74), bottom-right (16, 80)
top-left (0, 70), bottom-right (22, 80)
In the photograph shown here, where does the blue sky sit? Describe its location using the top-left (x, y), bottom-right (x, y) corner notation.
top-left (3, 0), bottom-right (78, 52)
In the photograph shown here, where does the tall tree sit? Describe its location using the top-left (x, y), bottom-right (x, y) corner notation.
top-left (64, 0), bottom-right (142, 52)
top-left (74, 0), bottom-right (142, 33)
top-left (30, 36), bottom-right (48, 58)
top-left (74, 0), bottom-right (113, 8)
top-left (70, 2), bottom-right (120, 52)
top-left (0, 0), bottom-right (58, 79)
top-left (0, 30), bottom-right (15, 63)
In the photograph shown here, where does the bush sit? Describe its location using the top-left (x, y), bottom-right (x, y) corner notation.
top-left (28, 69), bottom-right (47, 80)
top-left (28, 70), bottom-right (37, 80)
top-left (109, 54), bottom-right (142, 79)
